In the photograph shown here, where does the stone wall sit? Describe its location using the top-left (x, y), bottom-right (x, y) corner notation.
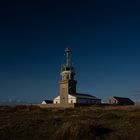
top-left (38, 103), bottom-right (75, 108)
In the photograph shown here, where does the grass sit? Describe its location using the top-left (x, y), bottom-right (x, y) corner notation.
top-left (0, 105), bottom-right (139, 140)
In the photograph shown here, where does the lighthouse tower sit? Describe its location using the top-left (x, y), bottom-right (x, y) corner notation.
top-left (59, 48), bottom-right (77, 104)
top-left (41, 48), bottom-right (101, 107)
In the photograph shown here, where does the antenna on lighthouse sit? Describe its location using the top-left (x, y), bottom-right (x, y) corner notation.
top-left (65, 48), bottom-right (71, 65)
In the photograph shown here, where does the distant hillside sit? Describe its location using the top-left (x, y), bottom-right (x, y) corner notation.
top-left (0, 105), bottom-right (139, 140)
top-left (0, 100), bottom-right (37, 106)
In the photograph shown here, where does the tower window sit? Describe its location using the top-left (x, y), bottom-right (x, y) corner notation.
top-left (66, 67), bottom-right (70, 71)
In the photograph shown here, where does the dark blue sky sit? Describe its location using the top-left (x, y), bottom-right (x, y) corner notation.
top-left (0, 0), bottom-right (140, 102)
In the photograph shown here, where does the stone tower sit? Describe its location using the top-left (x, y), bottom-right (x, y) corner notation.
top-left (59, 48), bottom-right (77, 104)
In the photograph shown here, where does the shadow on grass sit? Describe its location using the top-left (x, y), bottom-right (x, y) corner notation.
top-left (52, 122), bottom-right (113, 140)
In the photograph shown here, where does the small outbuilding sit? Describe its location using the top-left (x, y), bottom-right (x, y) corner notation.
top-left (41, 100), bottom-right (53, 104)
top-left (108, 96), bottom-right (134, 105)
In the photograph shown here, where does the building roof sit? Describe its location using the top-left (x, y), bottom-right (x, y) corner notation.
top-left (112, 96), bottom-right (134, 103)
top-left (76, 93), bottom-right (96, 97)
top-left (54, 93), bottom-right (101, 100)
top-left (71, 93), bottom-right (100, 100)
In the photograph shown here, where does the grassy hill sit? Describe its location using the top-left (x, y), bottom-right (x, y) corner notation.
top-left (0, 105), bottom-right (139, 140)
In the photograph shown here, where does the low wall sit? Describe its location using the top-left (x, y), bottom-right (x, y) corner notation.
top-left (38, 103), bottom-right (75, 108)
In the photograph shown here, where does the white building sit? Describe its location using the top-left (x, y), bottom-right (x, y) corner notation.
top-left (53, 93), bottom-right (101, 105)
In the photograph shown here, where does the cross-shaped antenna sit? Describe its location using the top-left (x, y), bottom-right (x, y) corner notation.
top-left (65, 48), bottom-right (71, 65)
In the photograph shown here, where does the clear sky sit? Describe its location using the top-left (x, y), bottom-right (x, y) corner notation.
top-left (0, 0), bottom-right (140, 102)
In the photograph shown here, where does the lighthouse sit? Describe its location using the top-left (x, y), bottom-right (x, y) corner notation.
top-left (59, 48), bottom-right (77, 104)
top-left (53, 48), bottom-right (101, 106)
